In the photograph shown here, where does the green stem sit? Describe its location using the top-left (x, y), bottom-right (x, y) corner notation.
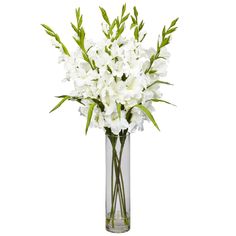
top-left (118, 185), bottom-right (124, 217)
top-left (111, 153), bottom-right (114, 205)
top-left (110, 147), bottom-right (121, 219)
top-left (108, 134), bottom-right (128, 226)
top-left (118, 142), bottom-right (127, 213)
top-left (109, 139), bottom-right (119, 221)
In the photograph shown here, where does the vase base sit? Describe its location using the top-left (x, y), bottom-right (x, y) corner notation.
top-left (106, 211), bottom-right (130, 233)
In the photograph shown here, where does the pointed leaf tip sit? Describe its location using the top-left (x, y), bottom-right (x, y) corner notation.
top-left (134, 6), bottom-right (138, 18)
top-left (134, 104), bottom-right (160, 131)
top-left (41, 24), bottom-right (53, 32)
top-left (85, 103), bottom-right (96, 134)
top-left (170, 17), bottom-right (179, 28)
top-left (151, 99), bottom-right (176, 106)
top-left (49, 96), bottom-right (69, 113)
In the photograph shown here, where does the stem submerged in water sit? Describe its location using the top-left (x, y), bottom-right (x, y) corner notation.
top-left (106, 129), bottom-right (129, 228)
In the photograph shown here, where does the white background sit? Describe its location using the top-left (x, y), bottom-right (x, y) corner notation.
top-left (0, 0), bottom-right (236, 235)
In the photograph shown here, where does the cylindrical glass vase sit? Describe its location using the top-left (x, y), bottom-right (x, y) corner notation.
top-left (105, 132), bottom-right (130, 233)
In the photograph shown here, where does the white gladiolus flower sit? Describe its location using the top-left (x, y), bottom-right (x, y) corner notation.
top-left (105, 111), bottom-right (129, 135)
top-left (56, 36), bottom-right (172, 134)
top-left (159, 47), bottom-right (171, 60)
top-left (44, 11), bottom-right (178, 135)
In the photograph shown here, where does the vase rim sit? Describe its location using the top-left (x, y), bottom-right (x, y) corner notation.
top-left (105, 132), bottom-right (130, 137)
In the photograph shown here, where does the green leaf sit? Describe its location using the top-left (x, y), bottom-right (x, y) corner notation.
top-left (166, 27), bottom-right (178, 35)
top-left (147, 80), bottom-right (173, 88)
top-left (73, 36), bottom-right (81, 47)
top-left (116, 103), bottom-right (121, 119)
top-left (107, 65), bottom-right (112, 73)
top-left (78, 15), bottom-right (83, 28)
top-left (121, 13), bottom-right (130, 23)
top-left (41, 24), bottom-right (53, 32)
top-left (116, 17), bottom-right (120, 27)
top-left (79, 28), bottom-right (85, 46)
top-left (54, 34), bottom-right (60, 42)
top-left (76, 8), bottom-right (81, 22)
top-left (87, 46), bottom-right (93, 53)
top-left (91, 98), bottom-right (105, 112)
top-left (99, 7), bottom-right (110, 25)
top-left (134, 27), bottom-right (139, 40)
top-left (151, 99), bottom-right (176, 106)
top-left (85, 103), bottom-right (96, 134)
top-left (134, 104), bottom-right (160, 131)
top-left (92, 60), bottom-right (96, 68)
top-left (73, 8), bottom-right (83, 38)
top-left (55, 95), bottom-right (84, 105)
top-left (74, 98), bottom-right (84, 106)
top-left (42, 24), bottom-right (70, 57)
top-left (155, 55), bottom-right (166, 60)
top-left (115, 23), bottom-right (125, 39)
top-left (157, 40), bottom-right (160, 51)
top-left (82, 52), bottom-right (89, 63)
top-left (145, 17), bottom-right (179, 75)
top-left (130, 23), bottom-right (136, 29)
top-left (49, 96), bottom-right (70, 113)
top-left (149, 70), bottom-right (157, 74)
top-left (140, 33), bottom-right (147, 42)
top-left (109, 20), bottom-right (116, 33)
top-left (103, 30), bottom-right (109, 38)
top-left (160, 36), bottom-right (170, 47)
top-left (170, 18), bottom-right (179, 28)
top-left (139, 20), bottom-right (144, 31)
top-left (55, 95), bottom-right (69, 98)
top-left (131, 16), bottom-right (136, 24)
top-left (71, 23), bottom-right (78, 33)
top-left (134, 6), bottom-right (138, 18)
top-left (105, 46), bottom-right (111, 55)
top-left (61, 44), bottom-right (70, 56)
top-left (45, 30), bottom-right (55, 37)
top-left (162, 26), bottom-right (166, 39)
top-left (122, 3), bottom-right (126, 17)
top-left (150, 54), bottom-right (156, 63)
top-left (126, 108), bottom-right (133, 123)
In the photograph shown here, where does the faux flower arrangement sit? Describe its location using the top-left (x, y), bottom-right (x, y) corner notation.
top-left (42, 4), bottom-right (178, 233)
top-left (42, 4), bottom-right (178, 135)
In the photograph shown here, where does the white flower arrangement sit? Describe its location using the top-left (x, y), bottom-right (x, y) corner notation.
top-left (42, 4), bottom-right (178, 135)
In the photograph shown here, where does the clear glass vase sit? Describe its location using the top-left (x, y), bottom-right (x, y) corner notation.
top-left (105, 131), bottom-right (130, 233)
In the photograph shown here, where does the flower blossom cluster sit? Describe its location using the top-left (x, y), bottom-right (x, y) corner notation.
top-left (61, 38), bottom-right (169, 134)
top-left (42, 5), bottom-right (178, 135)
